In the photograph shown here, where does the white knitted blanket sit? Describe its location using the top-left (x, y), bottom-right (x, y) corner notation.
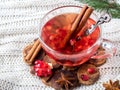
top-left (0, 0), bottom-right (120, 90)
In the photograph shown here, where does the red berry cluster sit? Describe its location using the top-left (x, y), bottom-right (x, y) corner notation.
top-left (34, 60), bottom-right (52, 77)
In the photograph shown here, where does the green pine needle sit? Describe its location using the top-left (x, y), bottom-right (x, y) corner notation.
top-left (78, 0), bottom-right (120, 18)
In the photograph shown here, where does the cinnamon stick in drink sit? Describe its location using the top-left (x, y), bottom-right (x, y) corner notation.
top-left (73, 7), bottom-right (93, 38)
top-left (59, 5), bottom-right (88, 49)
top-left (71, 5), bottom-right (88, 32)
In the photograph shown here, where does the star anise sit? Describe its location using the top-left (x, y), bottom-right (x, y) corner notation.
top-left (103, 80), bottom-right (120, 90)
top-left (55, 72), bottom-right (75, 90)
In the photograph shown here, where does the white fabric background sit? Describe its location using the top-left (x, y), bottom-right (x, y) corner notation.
top-left (0, 0), bottom-right (120, 90)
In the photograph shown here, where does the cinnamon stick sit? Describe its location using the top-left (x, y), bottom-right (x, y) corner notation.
top-left (73, 7), bottom-right (93, 38)
top-left (29, 43), bottom-right (42, 62)
top-left (59, 5), bottom-right (88, 48)
top-left (71, 5), bottom-right (88, 32)
top-left (25, 39), bottom-right (40, 61)
top-left (23, 44), bottom-right (33, 57)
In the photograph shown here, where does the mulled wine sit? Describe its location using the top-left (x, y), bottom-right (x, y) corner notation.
top-left (40, 12), bottom-right (100, 66)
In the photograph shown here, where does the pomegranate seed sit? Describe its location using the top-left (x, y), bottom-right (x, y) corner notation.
top-left (36, 69), bottom-right (42, 76)
top-left (47, 69), bottom-right (52, 75)
top-left (81, 74), bottom-right (89, 81)
top-left (87, 36), bottom-right (91, 39)
top-left (87, 68), bottom-right (96, 74)
top-left (46, 26), bottom-right (52, 31)
top-left (43, 64), bottom-right (49, 68)
top-left (55, 29), bottom-right (60, 33)
top-left (89, 39), bottom-right (94, 45)
top-left (34, 64), bottom-right (41, 68)
top-left (34, 67), bottom-right (39, 72)
top-left (34, 60), bottom-right (42, 65)
top-left (49, 35), bottom-right (55, 40)
top-left (70, 39), bottom-right (76, 46)
top-left (85, 42), bottom-right (88, 46)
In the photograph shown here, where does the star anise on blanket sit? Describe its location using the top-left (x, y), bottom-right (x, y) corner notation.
top-left (55, 72), bottom-right (75, 90)
top-left (103, 80), bottom-right (120, 90)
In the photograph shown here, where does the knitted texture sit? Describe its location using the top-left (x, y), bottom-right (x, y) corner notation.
top-left (0, 0), bottom-right (120, 90)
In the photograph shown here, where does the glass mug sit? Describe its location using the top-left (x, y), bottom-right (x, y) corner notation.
top-left (38, 5), bottom-right (116, 66)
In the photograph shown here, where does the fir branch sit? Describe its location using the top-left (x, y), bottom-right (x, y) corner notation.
top-left (78, 0), bottom-right (120, 18)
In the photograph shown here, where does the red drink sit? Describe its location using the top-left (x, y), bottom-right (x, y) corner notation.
top-left (41, 13), bottom-right (100, 66)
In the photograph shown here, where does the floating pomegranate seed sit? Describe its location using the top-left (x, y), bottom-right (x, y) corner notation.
top-left (88, 39), bottom-right (94, 45)
top-left (86, 35), bottom-right (91, 39)
top-left (57, 28), bottom-right (67, 37)
top-left (55, 29), bottom-right (60, 33)
top-left (81, 74), bottom-right (89, 81)
top-left (87, 68), bottom-right (96, 74)
top-left (49, 34), bottom-right (56, 40)
top-left (46, 26), bottom-right (52, 31)
top-left (70, 39), bottom-right (76, 46)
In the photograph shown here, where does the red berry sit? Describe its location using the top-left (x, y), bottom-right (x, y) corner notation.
top-left (81, 74), bottom-right (89, 81)
top-left (87, 68), bottom-right (96, 74)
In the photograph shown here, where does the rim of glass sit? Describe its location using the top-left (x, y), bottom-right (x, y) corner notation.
top-left (38, 5), bottom-right (102, 55)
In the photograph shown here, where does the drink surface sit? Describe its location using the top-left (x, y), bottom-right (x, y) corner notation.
top-left (41, 13), bottom-right (100, 54)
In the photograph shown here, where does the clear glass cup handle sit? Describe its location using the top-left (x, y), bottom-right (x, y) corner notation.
top-left (91, 39), bottom-right (116, 59)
